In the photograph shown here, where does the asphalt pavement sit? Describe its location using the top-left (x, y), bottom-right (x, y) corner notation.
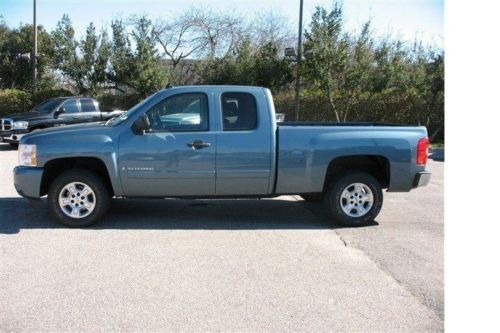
top-left (0, 143), bottom-right (444, 331)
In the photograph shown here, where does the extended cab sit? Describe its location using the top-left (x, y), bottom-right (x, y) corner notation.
top-left (13, 86), bottom-right (431, 227)
top-left (0, 96), bottom-right (123, 146)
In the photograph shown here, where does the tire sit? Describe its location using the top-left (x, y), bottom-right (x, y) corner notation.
top-left (325, 171), bottom-right (383, 227)
top-left (48, 169), bottom-right (111, 227)
top-left (300, 193), bottom-right (324, 203)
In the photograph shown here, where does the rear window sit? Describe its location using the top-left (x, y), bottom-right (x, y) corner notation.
top-left (80, 99), bottom-right (97, 112)
top-left (221, 93), bottom-right (258, 131)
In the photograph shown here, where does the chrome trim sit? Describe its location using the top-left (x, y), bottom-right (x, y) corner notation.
top-left (1, 118), bottom-right (13, 131)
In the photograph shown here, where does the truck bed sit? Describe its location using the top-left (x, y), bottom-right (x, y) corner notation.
top-left (278, 122), bottom-right (413, 127)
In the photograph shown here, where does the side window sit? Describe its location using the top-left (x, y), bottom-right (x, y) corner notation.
top-left (62, 99), bottom-right (80, 113)
top-left (80, 99), bottom-right (97, 112)
top-left (221, 92), bottom-right (258, 131)
top-left (146, 93), bottom-right (209, 132)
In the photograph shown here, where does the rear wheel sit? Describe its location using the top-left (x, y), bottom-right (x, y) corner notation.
top-left (325, 171), bottom-right (383, 227)
top-left (48, 169), bottom-right (110, 227)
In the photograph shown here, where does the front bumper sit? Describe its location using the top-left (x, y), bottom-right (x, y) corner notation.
top-left (13, 166), bottom-right (44, 199)
top-left (0, 130), bottom-right (28, 144)
top-left (413, 171), bottom-right (432, 188)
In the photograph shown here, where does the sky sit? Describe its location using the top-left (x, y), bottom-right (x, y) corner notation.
top-left (1, 0), bottom-right (444, 48)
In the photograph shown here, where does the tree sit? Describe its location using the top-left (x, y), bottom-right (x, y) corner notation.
top-left (249, 11), bottom-right (295, 50)
top-left (130, 16), bottom-right (168, 97)
top-left (52, 16), bottom-right (110, 94)
top-left (341, 21), bottom-right (374, 121)
top-left (108, 19), bottom-right (136, 93)
top-left (199, 37), bottom-right (293, 91)
top-left (302, 3), bottom-right (350, 122)
top-left (0, 22), bottom-right (55, 91)
top-left (186, 7), bottom-right (246, 59)
top-left (253, 42), bottom-right (293, 91)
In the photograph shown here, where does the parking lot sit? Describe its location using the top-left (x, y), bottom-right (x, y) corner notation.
top-left (0, 143), bottom-right (443, 331)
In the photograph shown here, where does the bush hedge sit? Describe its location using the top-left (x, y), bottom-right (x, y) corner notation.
top-left (0, 89), bottom-right (31, 116)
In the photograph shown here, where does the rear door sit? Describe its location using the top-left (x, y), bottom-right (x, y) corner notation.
top-left (215, 89), bottom-right (274, 195)
top-left (79, 98), bottom-right (102, 122)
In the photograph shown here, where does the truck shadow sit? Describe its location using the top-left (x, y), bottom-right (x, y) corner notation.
top-left (0, 197), bottom-right (377, 234)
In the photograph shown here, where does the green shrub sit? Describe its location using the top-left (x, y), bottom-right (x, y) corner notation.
top-left (97, 93), bottom-right (142, 112)
top-left (32, 88), bottom-right (73, 106)
top-left (0, 89), bottom-right (31, 116)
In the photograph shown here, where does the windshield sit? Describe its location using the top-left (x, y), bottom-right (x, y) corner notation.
top-left (105, 92), bottom-right (161, 127)
top-left (32, 98), bottom-right (63, 113)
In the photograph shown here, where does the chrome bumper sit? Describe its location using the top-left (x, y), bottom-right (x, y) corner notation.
top-left (413, 171), bottom-right (431, 188)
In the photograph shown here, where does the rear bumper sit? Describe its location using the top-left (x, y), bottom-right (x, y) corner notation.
top-left (13, 166), bottom-right (43, 199)
top-left (413, 171), bottom-right (431, 188)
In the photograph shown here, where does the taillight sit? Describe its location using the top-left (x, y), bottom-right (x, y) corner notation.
top-left (417, 137), bottom-right (429, 166)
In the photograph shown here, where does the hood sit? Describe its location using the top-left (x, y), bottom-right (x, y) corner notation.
top-left (1, 111), bottom-right (46, 122)
top-left (21, 122), bottom-right (112, 145)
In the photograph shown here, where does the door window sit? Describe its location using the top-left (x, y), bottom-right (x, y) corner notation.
top-left (146, 93), bottom-right (209, 132)
top-left (80, 99), bottom-right (97, 112)
top-left (62, 99), bottom-right (80, 113)
top-left (221, 93), bottom-right (258, 131)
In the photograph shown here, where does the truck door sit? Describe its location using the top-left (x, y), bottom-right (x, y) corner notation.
top-left (57, 99), bottom-right (82, 125)
top-left (215, 90), bottom-right (274, 195)
top-left (79, 98), bottom-right (102, 122)
top-left (118, 91), bottom-right (216, 196)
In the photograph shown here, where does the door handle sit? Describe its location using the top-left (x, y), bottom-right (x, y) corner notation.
top-left (187, 140), bottom-right (211, 149)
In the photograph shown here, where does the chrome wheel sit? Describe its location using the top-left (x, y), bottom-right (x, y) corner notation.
top-left (340, 182), bottom-right (374, 218)
top-left (58, 182), bottom-right (96, 219)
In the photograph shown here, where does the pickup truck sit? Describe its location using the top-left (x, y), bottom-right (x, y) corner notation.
top-left (0, 96), bottom-right (123, 147)
top-left (13, 85), bottom-right (431, 228)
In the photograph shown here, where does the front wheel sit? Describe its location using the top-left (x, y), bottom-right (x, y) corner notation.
top-left (48, 169), bottom-right (111, 227)
top-left (325, 171), bottom-right (383, 227)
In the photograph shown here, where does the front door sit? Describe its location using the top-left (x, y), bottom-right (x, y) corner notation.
top-left (118, 92), bottom-right (216, 197)
top-left (57, 99), bottom-right (82, 125)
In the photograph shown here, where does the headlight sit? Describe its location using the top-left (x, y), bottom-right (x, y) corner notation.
top-left (13, 121), bottom-right (29, 130)
top-left (19, 144), bottom-right (37, 166)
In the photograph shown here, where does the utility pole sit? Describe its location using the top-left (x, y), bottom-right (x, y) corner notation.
top-left (294, 0), bottom-right (304, 122)
top-left (32, 0), bottom-right (37, 95)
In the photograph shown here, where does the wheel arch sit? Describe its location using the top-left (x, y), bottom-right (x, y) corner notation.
top-left (323, 154), bottom-right (391, 192)
top-left (40, 157), bottom-right (115, 197)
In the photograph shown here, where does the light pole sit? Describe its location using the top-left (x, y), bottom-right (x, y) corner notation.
top-left (32, 0), bottom-right (37, 95)
top-left (294, 0), bottom-right (304, 122)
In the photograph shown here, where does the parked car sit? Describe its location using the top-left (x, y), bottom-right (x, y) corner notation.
top-left (13, 85), bottom-right (431, 227)
top-left (0, 96), bottom-right (124, 147)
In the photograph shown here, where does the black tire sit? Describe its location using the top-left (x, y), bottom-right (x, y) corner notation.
top-left (325, 171), bottom-right (383, 227)
top-left (48, 169), bottom-right (111, 227)
top-left (300, 193), bottom-right (324, 203)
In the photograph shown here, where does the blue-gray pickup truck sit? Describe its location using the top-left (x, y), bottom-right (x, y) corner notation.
top-left (13, 85), bottom-right (431, 227)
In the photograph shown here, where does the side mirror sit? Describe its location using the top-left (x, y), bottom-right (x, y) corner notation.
top-left (54, 107), bottom-right (65, 118)
top-left (132, 114), bottom-right (151, 134)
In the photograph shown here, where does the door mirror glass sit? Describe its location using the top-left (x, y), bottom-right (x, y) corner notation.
top-left (132, 114), bottom-right (151, 134)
